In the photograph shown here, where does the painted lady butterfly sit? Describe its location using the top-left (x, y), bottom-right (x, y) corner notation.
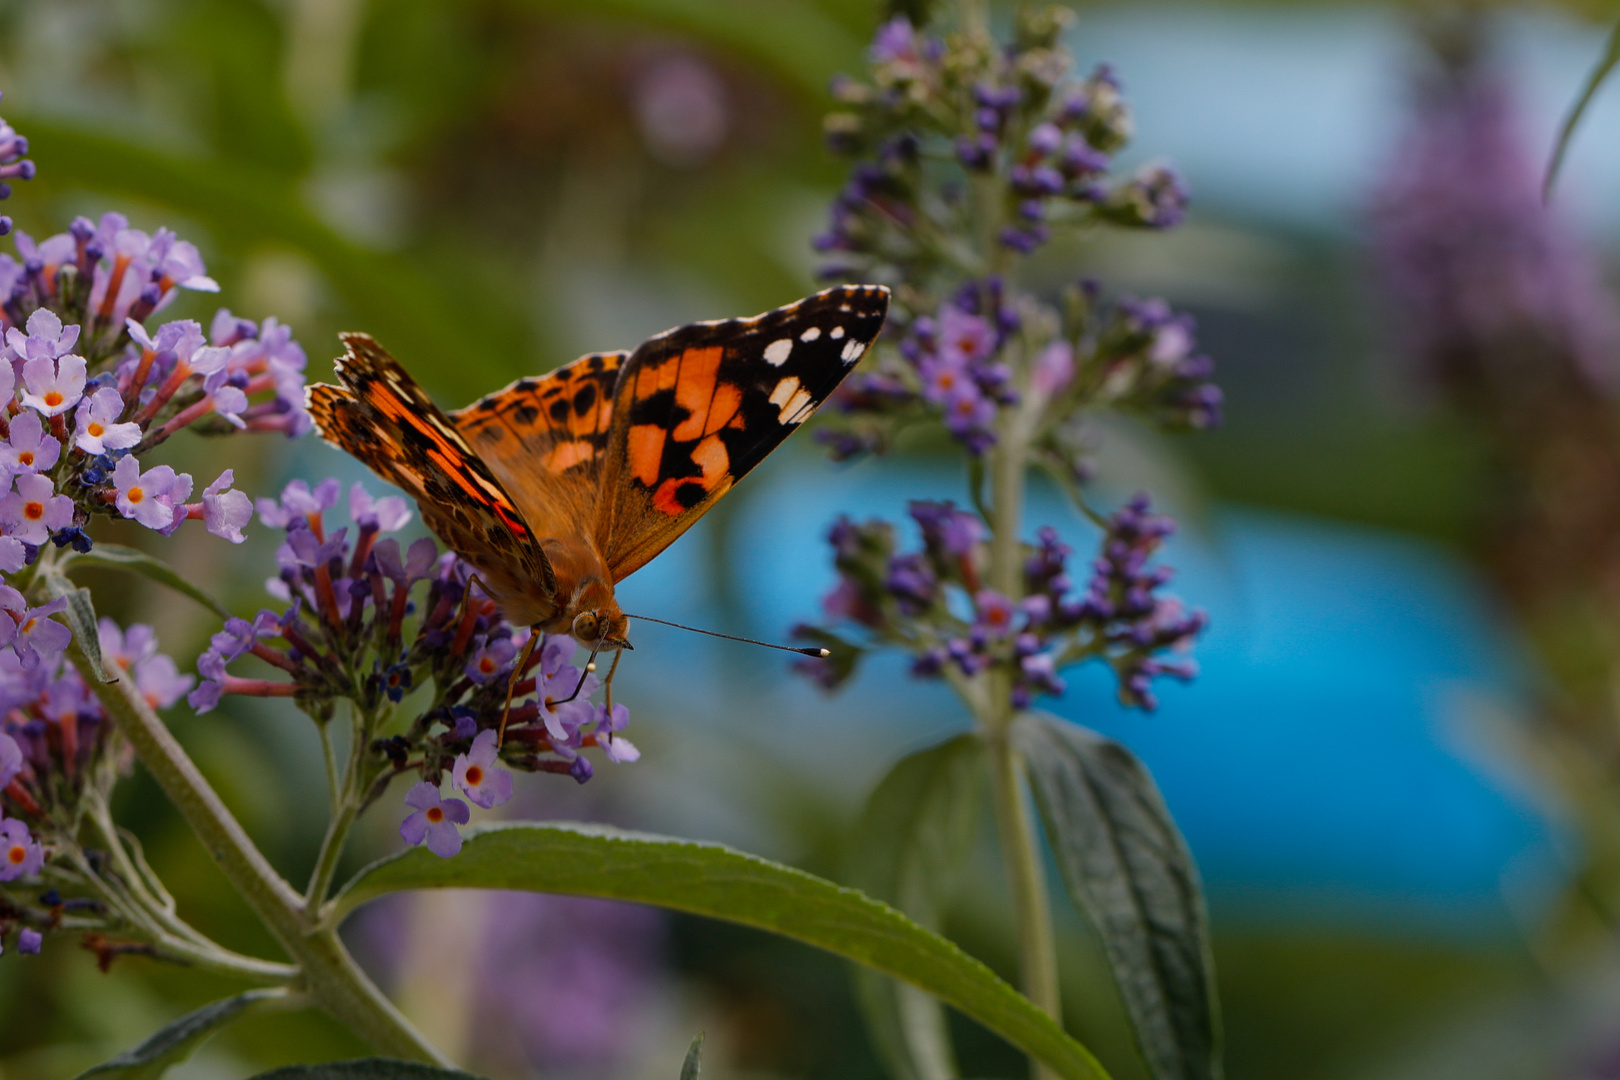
top-left (307, 284), bottom-right (890, 676)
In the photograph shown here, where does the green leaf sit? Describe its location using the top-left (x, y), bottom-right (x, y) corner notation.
top-left (846, 734), bottom-right (985, 1080)
top-left (679, 1033), bottom-right (705, 1080)
top-left (72, 988), bottom-right (285, 1080)
top-left (44, 572), bottom-right (110, 683)
top-left (1545, 15), bottom-right (1620, 200)
top-left (245, 1061), bottom-right (487, 1080)
top-left (64, 543), bottom-right (232, 621)
top-left (1013, 714), bottom-right (1221, 1080)
top-left (332, 821), bottom-right (1112, 1080)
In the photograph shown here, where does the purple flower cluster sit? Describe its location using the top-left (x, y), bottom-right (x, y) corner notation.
top-left (194, 479), bottom-right (637, 858)
top-left (817, 16), bottom-right (1183, 271)
top-left (1371, 66), bottom-right (1620, 398)
top-left (0, 99), bottom-right (32, 238)
top-left (0, 618), bottom-right (191, 956)
top-left (0, 215), bottom-right (312, 564)
top-left (796, 496), bottom-right (1203, 712)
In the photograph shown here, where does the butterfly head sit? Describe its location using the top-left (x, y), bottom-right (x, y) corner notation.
top-left (570, 607), bottom-right (632, 652)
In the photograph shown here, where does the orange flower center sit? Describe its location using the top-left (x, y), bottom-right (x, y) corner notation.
top-left (20, 618), bottom-right (35, 633)
top-left (7, 845), bottom-right (23, 865)
top-left (17, 451), bottom-right (32, 466)
top-left (465, 765), bottom-right (484, 786)
top-left (23, 501), bottom-right (42, 521)
top-left (87, 423), bottom-right (103, 438)
top-left (478, 658), bottom-right (495, 675)
top-left (128, 486), bottom-right (144, 504)
top-left (425, 806), bottom-right (444, 824)
top-left (43, 392), bottom-right (62, 408)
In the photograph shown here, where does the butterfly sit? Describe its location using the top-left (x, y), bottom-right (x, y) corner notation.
top-left (307, 284), bottom-right (890, 707)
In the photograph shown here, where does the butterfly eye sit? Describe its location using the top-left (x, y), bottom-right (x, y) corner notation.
top-left (572, 612), bottom-right (601, 642)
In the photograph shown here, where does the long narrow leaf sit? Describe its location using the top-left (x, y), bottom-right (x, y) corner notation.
top-left (679, 1033), bottom-right (705, 1080)
top-left (65, 543), bottom-right (232, 620)
top-left (1545, 15), bottom-right (1620, 200)
top-left (73, 988), bottom-right (286, 1080)
top-left (331, 821), bottom-right (1113, 1080)
top-left (846, 734), bottom-right (985, 1080)
top-left (45, 572), bottom-right (109, 682)
top-left (1013, 715), bottom-right (1220, 1080)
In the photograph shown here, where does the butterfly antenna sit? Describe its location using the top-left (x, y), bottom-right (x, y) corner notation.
top-left (625, 613), bottom-right (830, 658)
top-left (552, 644), bottom-right (601, 706)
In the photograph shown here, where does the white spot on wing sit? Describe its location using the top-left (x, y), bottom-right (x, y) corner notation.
top-left (768, 376), bottom-right (812, 423)
top-left (799, 327), bottom-right (822, 342)
top-left (841, 340), bottom-right (865, 363)
top-left (763, 338), bottom-right (793, 366)
top-left (830, 326), bottom-right (846, 340)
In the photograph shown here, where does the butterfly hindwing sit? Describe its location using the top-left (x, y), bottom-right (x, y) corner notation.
top-left (307, 333), bottom-right (559, 613)
top-left (595, 284), bottom-right (890, 581)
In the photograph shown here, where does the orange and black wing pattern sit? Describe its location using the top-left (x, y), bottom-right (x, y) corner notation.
top-left (307, 333), bottom-right (559, 613)
top-left (450, 351), bottom-right (626, 536)
top-left (595, 284), bottom-right (889, 581)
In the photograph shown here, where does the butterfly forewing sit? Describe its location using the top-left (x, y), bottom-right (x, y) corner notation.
top-left (450, 351), bottom-right (627, 540)
top-left (595, 284), bottom-right (890, 581)
top-left (307, 334), bottom-right (560, 617)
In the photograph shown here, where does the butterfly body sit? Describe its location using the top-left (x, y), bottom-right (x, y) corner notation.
top-left (307, 285), bottom-right (890, 652)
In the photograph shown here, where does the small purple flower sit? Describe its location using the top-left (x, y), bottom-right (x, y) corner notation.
top-left (201, 471), bottom-right (251, 543)
top-left (73, 386), bottom-right (140, 455)
top-left (400, 782), bottom-right (470, 859)
top-left (466, 636), bottom-right (516, 685)
top-left (136, 653), bottom-right (194, 710)
top-left (0, 411), bottom-right (61, 475)
top-left (1032, 340), bottom-right (1076, 396)
top-left (13, 597), bottom-right (71, 670)
top-left (943, 383), bottom-right (997, 452)
top-left (598, 703), bottom-right (640, 763)
top-left (17, 927), bottom-right (40, 954)
top-left (909, 500), bottom-right (983, 557)
top-left (974, 589), bottom-right (1018, 639)
top-left (0, 818), bottom-right (42, 880)
top-left (452, 729), bottom-right (514, 810)
top-left (870, 16), bottom-right (919, 64)
top-left (1111, 162), bottom-right (1189, 229)
top-left (257, 478), bottom-right (341, 528)
top-left (5, 309), bottom-right (78, 364)
top-left (0, 537), bottom-right (22, 574)
top-left (937, 305), bottom-right (995, 366)
top-left (0, 473), bottom-right (73, 545)
top-left (350, 482), bottom-right (412, 532)
top-left (111, 456), bottom-right (191, 531)
top-left (371, 536), bottom-right (438, 586)
top-left (19, 353), bottom-right (85, 417)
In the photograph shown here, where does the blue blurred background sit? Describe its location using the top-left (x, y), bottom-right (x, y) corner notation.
top-left (5, 1), bottom-right (1620, 1078)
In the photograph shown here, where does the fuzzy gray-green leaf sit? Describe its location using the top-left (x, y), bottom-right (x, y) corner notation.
top-left (1014, 714), bottom-right (1220, 1080)
top-left (846, 733), bottom-right (985, 1080)
top-left (73, 988), bottom-right (285, 1080)
top-left (332, 820), bottom-right (1111, 1080)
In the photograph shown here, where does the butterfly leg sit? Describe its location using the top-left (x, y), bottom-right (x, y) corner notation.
top-left (497, 627), bottom-right (543, 748)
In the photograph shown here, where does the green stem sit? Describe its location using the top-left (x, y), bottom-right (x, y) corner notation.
top-left (69, 638), bottom-right (452, 1065)
top-left (307, 798), bottom-right (359, 909)
top-left (987, 729), bottom-right (1063, 1080)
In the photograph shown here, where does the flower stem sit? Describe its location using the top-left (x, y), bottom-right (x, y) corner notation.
top-left (69, 638), bottom-right (452, 1066)
top-left (987, 727), bottom-right (1063, 1080)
